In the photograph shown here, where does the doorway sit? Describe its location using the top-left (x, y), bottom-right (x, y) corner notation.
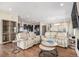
top-left (42, 25), bottom-right (46, 35)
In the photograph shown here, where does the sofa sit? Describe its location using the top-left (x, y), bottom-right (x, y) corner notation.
top-left (41, 32), bottom-right (68, 48)
top-left (16, 32), bottom-right (40, 49)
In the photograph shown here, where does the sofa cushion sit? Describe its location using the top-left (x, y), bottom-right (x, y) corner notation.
top-left (56, 33), bottom-right (66, 40)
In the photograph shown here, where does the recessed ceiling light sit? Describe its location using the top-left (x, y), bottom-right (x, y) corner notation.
top-left (60, 3), bottom-right (64, 7)
top-left (9, 8), bottom-right (12, 11)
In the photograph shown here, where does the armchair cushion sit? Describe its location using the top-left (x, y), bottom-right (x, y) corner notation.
top-left (56, 33), bottom-right (66, 40)
top-left (16, 32), bottom-right (27, 40)
top-left (29, 32), bottom-right (36, 39)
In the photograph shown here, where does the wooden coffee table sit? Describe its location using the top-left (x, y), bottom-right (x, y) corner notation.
top-left (39, 40), bottom-right (58, 57)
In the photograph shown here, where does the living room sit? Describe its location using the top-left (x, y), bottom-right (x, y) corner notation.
top-left (0, 2), bottom-right (79, 57)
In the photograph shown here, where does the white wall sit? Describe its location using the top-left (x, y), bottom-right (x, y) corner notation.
top-left (0, 10), bottom-right (18, 44)
top-left (68, 20), bottom-right (74, 35)
top-left (77, 2), bottom-right (79, 15)
top-left (0, 20), bottom-right (2, 44)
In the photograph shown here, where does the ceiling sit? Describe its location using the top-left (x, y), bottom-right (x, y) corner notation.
top-left (0, 2), bottom-right (74, 23)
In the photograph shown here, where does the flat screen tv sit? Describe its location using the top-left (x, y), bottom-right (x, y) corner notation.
top-left (71, 2), bottom-right (79, 28)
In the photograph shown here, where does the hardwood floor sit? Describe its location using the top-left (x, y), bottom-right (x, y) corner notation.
top-left (0, 43), bottom-right (77, 57)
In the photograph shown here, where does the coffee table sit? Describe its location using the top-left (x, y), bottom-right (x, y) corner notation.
top-left (39, 40), bottom-right (58, 57)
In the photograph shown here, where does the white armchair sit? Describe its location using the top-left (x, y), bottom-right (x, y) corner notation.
top-left (29, 32), bottom-right (40, 44)
top-left (16, 32), bottom-right (40, 49)
top-left (56, 32), bottom-right (68, 47)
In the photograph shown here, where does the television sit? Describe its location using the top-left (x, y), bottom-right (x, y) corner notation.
top-left (71, 2), bottom-right (79, 28)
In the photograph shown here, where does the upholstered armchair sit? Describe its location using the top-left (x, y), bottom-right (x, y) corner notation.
top-left (55, 32), bottom-right (68, 48)
top-left (16, 32), bottom-right (27, 49)
top-left (29, 32), bottom-right (40, 44)
top-left (16, 32), bottom-right (40, 49)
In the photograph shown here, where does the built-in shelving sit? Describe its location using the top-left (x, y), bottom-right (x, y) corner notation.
top-left (2, 20), bottom-right (17, 43)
